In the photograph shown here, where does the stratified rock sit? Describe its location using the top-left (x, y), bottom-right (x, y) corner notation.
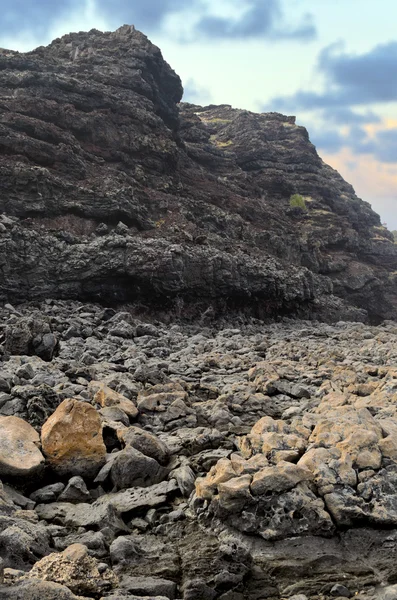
top-left (41, 399), bottom-right (106, 478)
top-left (0, 416), bottom-right (45, 480)
top-left (28, 543), bottom-right (118, 596)
top-left (0, 27), bottom-right (395, 322)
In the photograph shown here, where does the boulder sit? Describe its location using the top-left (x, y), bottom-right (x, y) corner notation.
top-left (0, 416), bottom-right (45, 480)
top-left (4, 317), bottom-right (59, 361)
top-left (91, 382), bottom-right (138, 419)
top-left (28, 543), bottom-right (118, 597)
top-left (118, 427), bottom-right (170, 465)
top-left (0, 579), bottom-right (85, 599)
top-left (41, 399), bottom-right (106, 478)
top-left (58, 476), bottom-right (91, 503)
top-left (250, 461), bottom-right (312, 495)
top-left (0, 518), bottom-right (51, 570)
top-left (110, 447), bottom-right (168, 490)
top-left (120, 576), bottom-right (177, 600)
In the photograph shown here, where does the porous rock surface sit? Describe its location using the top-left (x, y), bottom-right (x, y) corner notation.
top-left (0, 300), bottom-right (396, 599)
top-left (0, 26), bottom-right (396, 323)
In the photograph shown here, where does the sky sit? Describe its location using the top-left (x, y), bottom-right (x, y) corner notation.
top-left (1, 0), bottom-right (396, 228)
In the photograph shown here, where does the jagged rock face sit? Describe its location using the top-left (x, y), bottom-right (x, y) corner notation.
top-left (0, 25), bottom-right (396, 322)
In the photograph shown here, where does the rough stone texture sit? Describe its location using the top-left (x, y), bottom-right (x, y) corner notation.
top-left (41, 398), bottom-right (106, 478)
top-left (0, 416), bottom-right (45, 480)
top-left (28, 543), bottom-right (118, 597)
top-left (0, 27), bottom-right (395, 322)
top-left (109, 447), bottom-right (168, 490)
top-left (1, 301), bottom-right (397, 598)
top-left (0, 578), bottom-right (86, 599)
top-left (91, 381), bottom-right (139, 419)
top-left (4, 316), bottom-right (59, 361)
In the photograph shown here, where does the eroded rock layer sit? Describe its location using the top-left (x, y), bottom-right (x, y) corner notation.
top-left (0, 26), bottom-right (396, 322)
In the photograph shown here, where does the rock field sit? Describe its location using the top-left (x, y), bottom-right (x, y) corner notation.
top-left (0, 300), bottom-right (397, 599)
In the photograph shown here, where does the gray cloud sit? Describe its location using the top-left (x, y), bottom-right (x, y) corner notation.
top-left (192, 0), bottom-right (316, 41)
top-left (96, 0), bottom-right (191, 30)
top-left (0, 0), bottom-right (316, 46)
top-left (308, 120), bottom-right (397, 165)
top-left (324, 107), bottom-right (381, 125)
top-left (182, 79), bottom-right (212, 104)
top-left (308, 128), bottom-right (346, 153)
top-left (270, 41), bottom-right (397, 112)
top-left (0, 0), bottom-right (75, 35)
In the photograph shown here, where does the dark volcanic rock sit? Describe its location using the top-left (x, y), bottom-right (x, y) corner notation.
top-left (0, 26), bottom-right (396, 321)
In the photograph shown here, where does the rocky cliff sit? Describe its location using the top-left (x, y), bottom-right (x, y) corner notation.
top-left (0, 25), bottom-right (396, 323)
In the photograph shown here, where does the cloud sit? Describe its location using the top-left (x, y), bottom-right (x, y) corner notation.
top-left (325, 107), bottom-right (381, 125)
top-left (364, 127), bottom-right (397, 163)
top-left (182, 79), bottom-right (212, 104)
top-left (192, 0), bottom-right (316, 41)
top-left (96, 0), bottom-right (191, 31)
top-left (318, 41), bottom-right (397, 104)
top-left (270, 41), bottom-right (397, 112)
top-left (309, 118), bottom-right (397, 167)
top-left (0, 0), bottom-right (111, 52)
top-left (320, 147), bottom-right (397, 228)
top-left (0, 0), bottom-right (191, 44)
top-left (308, 128), bottom-right (346, 153)
top-left (0, 0), bottom-right (316, 49)
top-left (1, 0), bottom-right (75, 36)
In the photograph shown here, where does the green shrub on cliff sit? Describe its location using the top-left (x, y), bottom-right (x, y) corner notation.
top-left (289, 194), bottom-right (307, 211)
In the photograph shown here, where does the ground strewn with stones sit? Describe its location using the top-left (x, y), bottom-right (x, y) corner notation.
top-left (0, 300), bottom-right (396, 599)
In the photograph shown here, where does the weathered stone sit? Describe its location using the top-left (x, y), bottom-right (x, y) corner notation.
top-left (195, 458), bottom-right (237, 500)
top-left (298, 447), bottom-right (357, 495)
top-left (0, 518), bottom-right (51, 570)
top-left (250, 462), bottom-right (312, 496)
top-left (119, 427), bottom-right (170, 465)
top-left (120, 576), bottom-right (177, 600)
top-left (110, 447), bottom-right (168, 490)
top-left (172, 465), bottom-right (196, 497)
top-left (91, 382), bottom-right (138, 419)
top-left (35, 480), bottom-right (179, 528)
top-left (218, 474), bottom-right (253, 512)
top-left (0, 579), bottom-right (85, 599)
top-left (41, 399), bottom-right (106, 478)
top-left (28, 543), bottom-right (118, 596)
top-left (30, 483), bottom-right (65, 504)
top-left (58, 476), bottom-right (91, 503)
top-left (0, 416), bottom-right (45, 480)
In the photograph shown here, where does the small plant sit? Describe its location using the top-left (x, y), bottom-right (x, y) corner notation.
top-left (215, 140), bottom-right (233, 148)
top-left (289, 194), bottom-right (307, 211)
